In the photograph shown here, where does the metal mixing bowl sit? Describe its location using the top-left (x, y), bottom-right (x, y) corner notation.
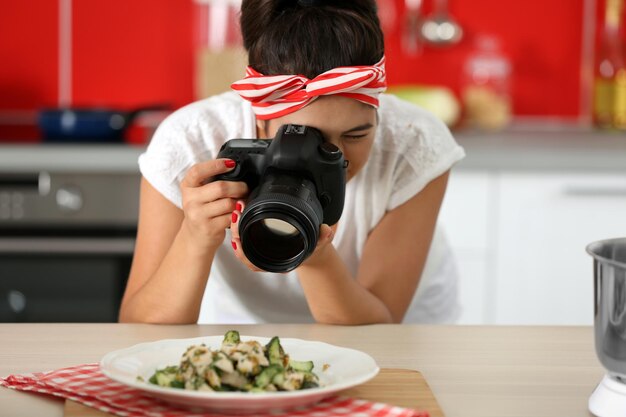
top-left (588, 238), bottom-right (626, 380)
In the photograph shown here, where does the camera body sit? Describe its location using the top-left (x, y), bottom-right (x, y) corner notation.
top-left (216, 124), bottom-right (346, 225)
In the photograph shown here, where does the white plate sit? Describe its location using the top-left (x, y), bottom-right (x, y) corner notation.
top-left (100, 335), bottom-right (379, 414)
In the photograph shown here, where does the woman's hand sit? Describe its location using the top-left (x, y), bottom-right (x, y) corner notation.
top-left (230, 200), bottom-right (337, 272)
top-left (180, 159), bottom-right (249, 252)
top-left (301, 223), bottom-right (337, 266)
top-left (229, 200), bottom-right (262, 272)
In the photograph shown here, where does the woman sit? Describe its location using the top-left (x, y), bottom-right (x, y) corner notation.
top-left (119, 0), bottom-right (465, 325)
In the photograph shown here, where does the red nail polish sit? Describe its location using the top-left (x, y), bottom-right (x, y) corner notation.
top-left (231, 241), bottom-right (237, 250)
top-left (224, 159), bottom-right (236, 168)
top-left (236, 202), bottom-right (243, 212)
top-left (232, 212), bottom-right (238, 223)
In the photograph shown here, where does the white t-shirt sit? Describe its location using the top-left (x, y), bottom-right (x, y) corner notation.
top-left (138, 92), bottom-right (466, 324)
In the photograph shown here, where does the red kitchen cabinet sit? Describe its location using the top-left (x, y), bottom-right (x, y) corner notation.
top-left (1, 0), bottom-right (624, 140)
top-left (72, 0), bottom-right (194, 110)
top-left (0, 1), bottom-right (59, 110)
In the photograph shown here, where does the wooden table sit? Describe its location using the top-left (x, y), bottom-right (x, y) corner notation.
top-left (0, 324), bottom-right (604, 417)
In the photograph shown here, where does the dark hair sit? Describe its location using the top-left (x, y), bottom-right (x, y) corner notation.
top-left (240, 0), bottom-right (384, 78)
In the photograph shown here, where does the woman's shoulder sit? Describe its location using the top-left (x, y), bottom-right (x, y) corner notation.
top-left (156, 91), bottom-right (250, 140)
top-left (140, 92), bottom-right (252, 193)
top-left (359, 95), bottom-right (465, 213)
top-left (377, 93), bottom-right (454, 152)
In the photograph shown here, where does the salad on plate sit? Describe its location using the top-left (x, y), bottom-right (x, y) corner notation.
top-left (143, 330), bottom-right (320, 393)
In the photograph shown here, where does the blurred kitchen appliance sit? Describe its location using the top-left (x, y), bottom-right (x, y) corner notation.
top-left (194, 0), bottom-right (247, 99)
top-left (38, 105), bottom-right (169, 143)
top-left (593, 0), bottom-right (626, 130)
top-left (0, 155), bottom-right (140, 322)
top-left (587, 238), bottom-right (626, 416)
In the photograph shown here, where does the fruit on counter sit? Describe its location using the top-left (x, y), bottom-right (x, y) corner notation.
top-left (388, 85), bottom-right (461, 127)
top-left (462, 85), bottom-right (512, 131)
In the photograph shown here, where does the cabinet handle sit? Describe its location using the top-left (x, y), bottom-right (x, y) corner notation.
top-left (0, 172), bottom-right (50, 196)
top-left (562, 186), bottom-right (626, 198)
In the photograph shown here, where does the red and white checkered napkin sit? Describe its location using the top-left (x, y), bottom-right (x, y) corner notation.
top-left (0, 364), bottom-right (429, 417)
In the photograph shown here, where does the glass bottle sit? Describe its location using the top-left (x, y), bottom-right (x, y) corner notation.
top-left (461, 35), bottom-right (512, 131)
top-left (593, 0), bottom-right (626, 130)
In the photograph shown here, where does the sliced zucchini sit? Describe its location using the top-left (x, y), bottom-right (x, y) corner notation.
top-left (302, 380), bottom-right (319, 389)
top-left (288, 359), bottom-right (314, 372)
top-left (272, 371), bottom-right (286, 387)
top-left (265, 336), bottom-right (286, 366)
top-left (216, 384), bottom-right (237, 392)
top-left (223, 330), bottom-right (241, 344)
top-left (303, 371), bottom-right (318, 382)
top-left (155, 371), bottom-right (175, 387)
top-left (254, 364), bottom-right (283, 388)
top-left (170, 380), bottom-right (185, 389)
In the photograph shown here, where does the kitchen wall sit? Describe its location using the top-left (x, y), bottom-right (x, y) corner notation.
top-left (0, 0), bottom-right (624, 140)
top-left (384, 0), bottom-right (589, 118)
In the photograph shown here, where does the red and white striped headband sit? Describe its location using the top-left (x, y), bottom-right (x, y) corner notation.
top-left (231, 57), bottom-right (387, 120)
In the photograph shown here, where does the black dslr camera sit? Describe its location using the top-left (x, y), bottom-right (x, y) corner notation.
top-left (215, 124), bottom-right (347, 272)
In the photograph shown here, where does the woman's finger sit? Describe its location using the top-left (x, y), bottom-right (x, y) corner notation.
top-left (231, 237), bottom-right (263, 272)
top-left (193, 198), bottom-right (238, 220)
top-left (316, 224), bottom-right (335, 247)
top-left (181, 159), bottom-right (236, 188)
top-left (192, 180), bottom-right (249, 203)
top-left (211, 213), bottom-right (233, 233)
top-left (230, 200), bottom-right (246, 239)
top-left (229, 201), bottom-right (262, 271)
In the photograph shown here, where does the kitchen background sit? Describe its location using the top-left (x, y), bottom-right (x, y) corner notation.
top-left (0, 0), bottom-right (625, 324)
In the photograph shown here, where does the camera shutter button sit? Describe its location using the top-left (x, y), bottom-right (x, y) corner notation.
top-left (319, 143), bottom-right (342, 160)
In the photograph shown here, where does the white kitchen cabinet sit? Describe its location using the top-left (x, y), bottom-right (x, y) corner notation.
top-left (438, 170), bottom-right (496, 324)
top-left (493, 172), bottom-right (626, 325)
top-left (439, 169), bottom-right (626, 325)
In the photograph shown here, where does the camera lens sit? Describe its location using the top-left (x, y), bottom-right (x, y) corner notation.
top-left (238, 171), bottom-right (323, 273)
top-left (246, 216), bottom-right (306, 263)
top-left (262, 219), bottom-right (299, 236)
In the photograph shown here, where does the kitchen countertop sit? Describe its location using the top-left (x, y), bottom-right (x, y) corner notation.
top-left (454, 129), bottom-right (626, 172)
top-left (1, 128), bottom-right (625, 173)
top-left (0, 143), bottom-right (145, 173)
top-left (0, 324), bottom-right (603, 417)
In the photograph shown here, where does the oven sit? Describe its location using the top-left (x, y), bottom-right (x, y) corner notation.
top-left (0, 168), bottom-right (140, 322)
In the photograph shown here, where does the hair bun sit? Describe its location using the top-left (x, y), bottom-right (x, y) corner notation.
top-left (297, 0), bottom-right (320, 7)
